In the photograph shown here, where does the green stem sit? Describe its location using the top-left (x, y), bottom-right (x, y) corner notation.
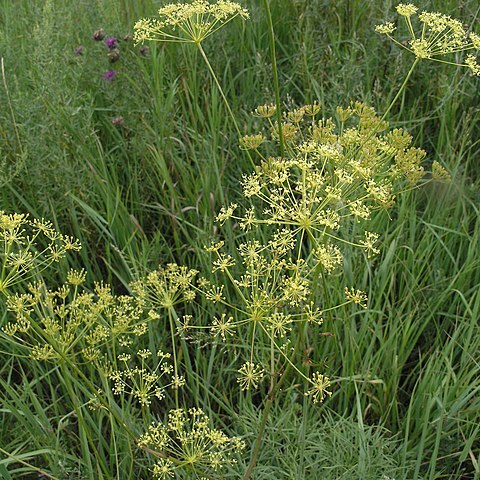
top-left (168, 307), bottom-right (193, 375)
top-left (242, 391), bottom-right (274, 480)
top-left (59, 363), bottom-right (97, 476)
top-left (196, 42), bottom-right (254, 167)
top-left (168, 309), bottom-right (180, 409)
top-left (242, 339), bottom-right (300, 480)
top-left (381, 57), bottom-right (420, 123)
top-left (262, 0), bottom-right (284, 157)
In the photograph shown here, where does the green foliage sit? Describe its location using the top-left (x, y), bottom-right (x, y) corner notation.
top-left (0, 0), bottom-right (479, 479)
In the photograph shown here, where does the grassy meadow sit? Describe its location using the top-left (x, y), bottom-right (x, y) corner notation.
top-left (0, 0), bottom-right (479, 479)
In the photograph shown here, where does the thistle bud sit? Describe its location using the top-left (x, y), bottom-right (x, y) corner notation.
top-left (92, 28), bottom-right (106, 41)
top-left (108, 48), bottom-right (120, 63)
top-left (74, 46), bottom-right (85, 56)
top-left (139, 45), bottom-right (150, 57)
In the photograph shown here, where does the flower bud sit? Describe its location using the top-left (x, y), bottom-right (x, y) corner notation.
top-left (92, 28), bottom-right (106, 41)
top-left (139, 45), bottom-right (150, 57)
top-left (108, 48), bottom-right (120, 63)
top-left (74, 46), bottom-right (85, 56)
top-left (111, 116), bottom-right (124, 126)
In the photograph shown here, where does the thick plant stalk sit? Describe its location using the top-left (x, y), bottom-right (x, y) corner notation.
top-left (242, 345), bottom-right (298, 480)
top-left (242, 392), bottom-right (275, 480)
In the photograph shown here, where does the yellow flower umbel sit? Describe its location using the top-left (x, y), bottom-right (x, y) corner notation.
top-left (184, 100), bottom-right (435, 402)
top-left (226, 102), bottom-right (424, 258)
top-left (138, 408), bottom-right (245, 479)
top-left (191, 227), bottom-right (363, 399)
top-left (237, 362), bottom-right (265, 391)
top-left (376, 3), bottom-right (480, 75)
top-left (134, 0), bottom-right (249, 45)
top-left (0, 212), bottom-right (81, 294)
top-left (130, 263), bottom-right (198, 310)
top-left (3, 279), bottom-right (147, 363)
top-left (304, 372), bottom-right (332, 404)
top-left (109, 350), bottom-right (184, 408)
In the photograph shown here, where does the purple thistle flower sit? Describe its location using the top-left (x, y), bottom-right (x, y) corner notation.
top-left (105, 36), bottom-right (118, 50)
top-left (103, 69), bottom-right (117, 81)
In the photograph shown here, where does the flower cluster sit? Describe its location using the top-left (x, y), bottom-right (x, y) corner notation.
top-left (109, 349), bottom-right (184, 407)
top-left (237, 362), bottom-right (265, 391)
top-left (131, 263), bottom-right (198, 310)
top-left (304, 372), bottom-right (332, 404)
top-left (190, 229), bottom-right (359, 395)
top-left (89, 26), bottom-right (148, 82)
top-left (0, 212), bottom-right (80, 294)
top-left (139, 408), bottom-right (245, 479)
top-left (92, 28), bottom-right (123, 79)
top-left (375, 3), bottom-right (480, 75)
top-left (235, 102), bottom-right (425, 254)
top-left (184, 100), bottom-right (436, 399)
top-left (134, 0), bottom-right (249, 45)
top-left (2, 277), bottom-right (147, 363)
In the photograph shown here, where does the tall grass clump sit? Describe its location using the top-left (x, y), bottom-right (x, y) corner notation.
top-left (0, 1), bottom-right (479, 479)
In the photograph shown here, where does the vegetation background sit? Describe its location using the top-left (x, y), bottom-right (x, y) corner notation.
top-left (0, 0), bottom-right (479, 478)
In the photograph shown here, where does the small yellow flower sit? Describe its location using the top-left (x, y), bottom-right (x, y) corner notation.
top-left (210, 313), bottom-right (236, 340)
top-left (305, 372), bottom-right (332, 404)
top-left (66, 269), bottom-right (87, 286)
top-left (410, 39), bottom-right (431, 59)
top-left (336, 105), bottom-right (354, 122)
top-left (212, 253), bottom-right (236, 273)
top-left (396, 3), bottom-right (418, 17)
top-left (152, 459), bottom-right (175, 479)
top-left (216, 203), bottom-right (237, 225)
top-left (314, 244), bottom-right (343, 273)
top-left (205, 285), bottom-right (224, 303)
top-left (303, 101), bottom-right (321, 116)
top-left (375, 22), bottom-right (396, 35)
top-left (465, 55), bottom-right (480, 76)
top-left (345, 287), bottom-right (368, 308)
top-left (267, 312), bottom-right (292, 338)
top-left (254, 103), bottom-right (277, 118)
top-left (285, 107), bottom-right (305, 123)
top-left (131, 263), bottom-right (198, 310)
top-left (140, 408), bottom-right (244, 478)
top-left (239, 134), bottom-right (266, 150)
top-left (431, 161), bottom-right (451, 181)
top-left (361, 231), bottom-right (380, 256)
top-left (271, 122), bottom-right (298, 143)
top-left (470, 33), bottom-right (480, 49)
top-left (205, 240), bottom-right (225, 253)
top-left (109, 350), bottom-right (180, 408)
top-left (237, 362), bottom-right (264, 390)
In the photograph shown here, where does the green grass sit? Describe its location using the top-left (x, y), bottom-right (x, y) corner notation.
top-left (0, 0), bottom-right (479, 479)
